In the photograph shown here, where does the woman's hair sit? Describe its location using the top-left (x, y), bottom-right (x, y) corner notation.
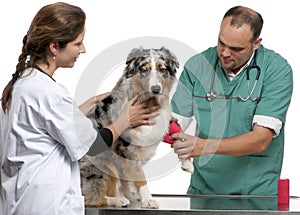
top-left (1, 2), bottom-right (86, 113)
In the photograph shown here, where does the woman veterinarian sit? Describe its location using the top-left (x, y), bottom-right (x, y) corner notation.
top-left (0, 2), bottom-right (159, 215)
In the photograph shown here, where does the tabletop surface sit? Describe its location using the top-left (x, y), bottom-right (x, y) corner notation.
top-left (85, 194), bottom-right (300, 214)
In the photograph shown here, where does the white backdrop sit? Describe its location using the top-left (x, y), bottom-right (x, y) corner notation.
top-left (1, 0), bottom-right (299, 196)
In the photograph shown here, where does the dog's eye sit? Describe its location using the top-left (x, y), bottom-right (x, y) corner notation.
top-left (159, 67), bottom-right (168, 73)
top-left (157, 66), bottom-right (171, 78)
top-left (141, 68), bottom-right (148, 73)
top-left (140, 67), bottom-right (150, 76)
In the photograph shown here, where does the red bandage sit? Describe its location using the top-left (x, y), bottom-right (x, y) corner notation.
top-left (163, 121), bottom-right (182, 144)
top-left (278, 178), bottom-right (290, 205)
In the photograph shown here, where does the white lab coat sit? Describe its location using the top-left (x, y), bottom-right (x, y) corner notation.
top-left (0, 68), bottom-right (97, 215)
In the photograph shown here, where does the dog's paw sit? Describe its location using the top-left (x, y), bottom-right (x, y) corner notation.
top-left (106, 196), bottom-right (130, 207)
top-left (181, 159), bottom-right (194, 173)
top-left (141, 198), bottom-right (159, 209)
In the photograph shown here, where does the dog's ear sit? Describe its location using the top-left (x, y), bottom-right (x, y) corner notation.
top-left (125, 47), bottom-right (144, 78)
top-left (160, 47), bottom-right (179, 69)
top-left (160, 47), bottom-right (179, 76)
top-left (126, 47), bottom-right (143, 65)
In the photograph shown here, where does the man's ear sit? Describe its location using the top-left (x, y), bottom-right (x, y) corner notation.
top-left (254, 38), bottom-right (262, 50)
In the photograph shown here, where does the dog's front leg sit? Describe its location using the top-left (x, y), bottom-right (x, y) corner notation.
top-left (181, 158), bottom-right (194, 173)
top-left (136, 180), bottom-right (159, 209)
top-left (134, 155), bottom-right (159, 209)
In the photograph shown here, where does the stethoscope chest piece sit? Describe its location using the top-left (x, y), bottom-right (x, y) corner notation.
top-left (206, 90), bottom-right (217, 101)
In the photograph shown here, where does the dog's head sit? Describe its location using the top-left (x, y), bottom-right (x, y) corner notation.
top-left (124, 47), bottom-right (179, 102)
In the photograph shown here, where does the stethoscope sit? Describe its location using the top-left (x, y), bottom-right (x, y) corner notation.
top-left (195, 51), bottom-right (261, 102)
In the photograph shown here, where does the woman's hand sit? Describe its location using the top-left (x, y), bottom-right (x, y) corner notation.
top-left (120, 95), bottom-right (161, 128)
top-left (107, 95), bottom-right (161, 144)
top-left (94, 92), bottom-right (111, 103)
top-left (79, 92), bottom-right (110, 115)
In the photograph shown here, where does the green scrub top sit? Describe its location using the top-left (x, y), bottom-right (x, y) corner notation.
top-left (171, 45), bottom-right (293, 195)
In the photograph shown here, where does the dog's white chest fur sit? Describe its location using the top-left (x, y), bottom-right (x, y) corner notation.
top-left (129, 102), bottom-right (172, 161)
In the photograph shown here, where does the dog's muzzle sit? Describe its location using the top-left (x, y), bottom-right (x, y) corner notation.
top-left (151, 85), bottom-right (161, 94)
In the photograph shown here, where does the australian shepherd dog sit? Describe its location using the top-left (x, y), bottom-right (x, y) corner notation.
top-left (80, 47), bottom-right (193, 209)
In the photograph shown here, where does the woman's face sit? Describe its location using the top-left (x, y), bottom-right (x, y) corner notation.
top-left (55, 29), bottom-right (86, 68)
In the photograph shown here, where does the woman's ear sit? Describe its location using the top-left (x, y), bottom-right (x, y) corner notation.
top-left (49, 42), bottom-right (59, 56)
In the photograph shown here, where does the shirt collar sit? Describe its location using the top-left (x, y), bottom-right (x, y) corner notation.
top-left (226, 52), bottom-right (255, 81)
top-left (35, 66), bottom-right (56, 82)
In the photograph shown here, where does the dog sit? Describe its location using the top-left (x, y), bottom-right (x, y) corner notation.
top-left (80, 47), bottom-right (194, 209)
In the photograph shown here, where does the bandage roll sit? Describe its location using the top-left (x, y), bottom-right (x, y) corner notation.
top-left (278, 178), bottom-right (289, 205)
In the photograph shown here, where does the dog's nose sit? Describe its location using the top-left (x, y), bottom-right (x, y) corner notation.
top-left (151, 85), bottom-right (161, 94)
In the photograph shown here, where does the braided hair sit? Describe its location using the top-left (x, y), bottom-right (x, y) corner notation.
top-left (1, 2), bottom-right (86, 113)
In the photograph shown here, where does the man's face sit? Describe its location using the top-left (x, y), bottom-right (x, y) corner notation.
top-left (217, 16), bottom-right (261, 73)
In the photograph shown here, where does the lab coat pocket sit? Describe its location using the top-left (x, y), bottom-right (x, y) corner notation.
top-left (57, 194), bottom-right (84, 215)
top-left (69, 194), bottom-right (85, 214)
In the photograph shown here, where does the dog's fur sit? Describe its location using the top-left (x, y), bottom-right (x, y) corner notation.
top-left (80, 47), bottom-right (193, 209)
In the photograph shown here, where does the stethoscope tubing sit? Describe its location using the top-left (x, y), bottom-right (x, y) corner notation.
top-left (195, 51), bottom-right (261, 102)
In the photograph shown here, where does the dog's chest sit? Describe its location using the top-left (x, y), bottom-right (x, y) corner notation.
top-left (130, 105), bottom-right (171, 146)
